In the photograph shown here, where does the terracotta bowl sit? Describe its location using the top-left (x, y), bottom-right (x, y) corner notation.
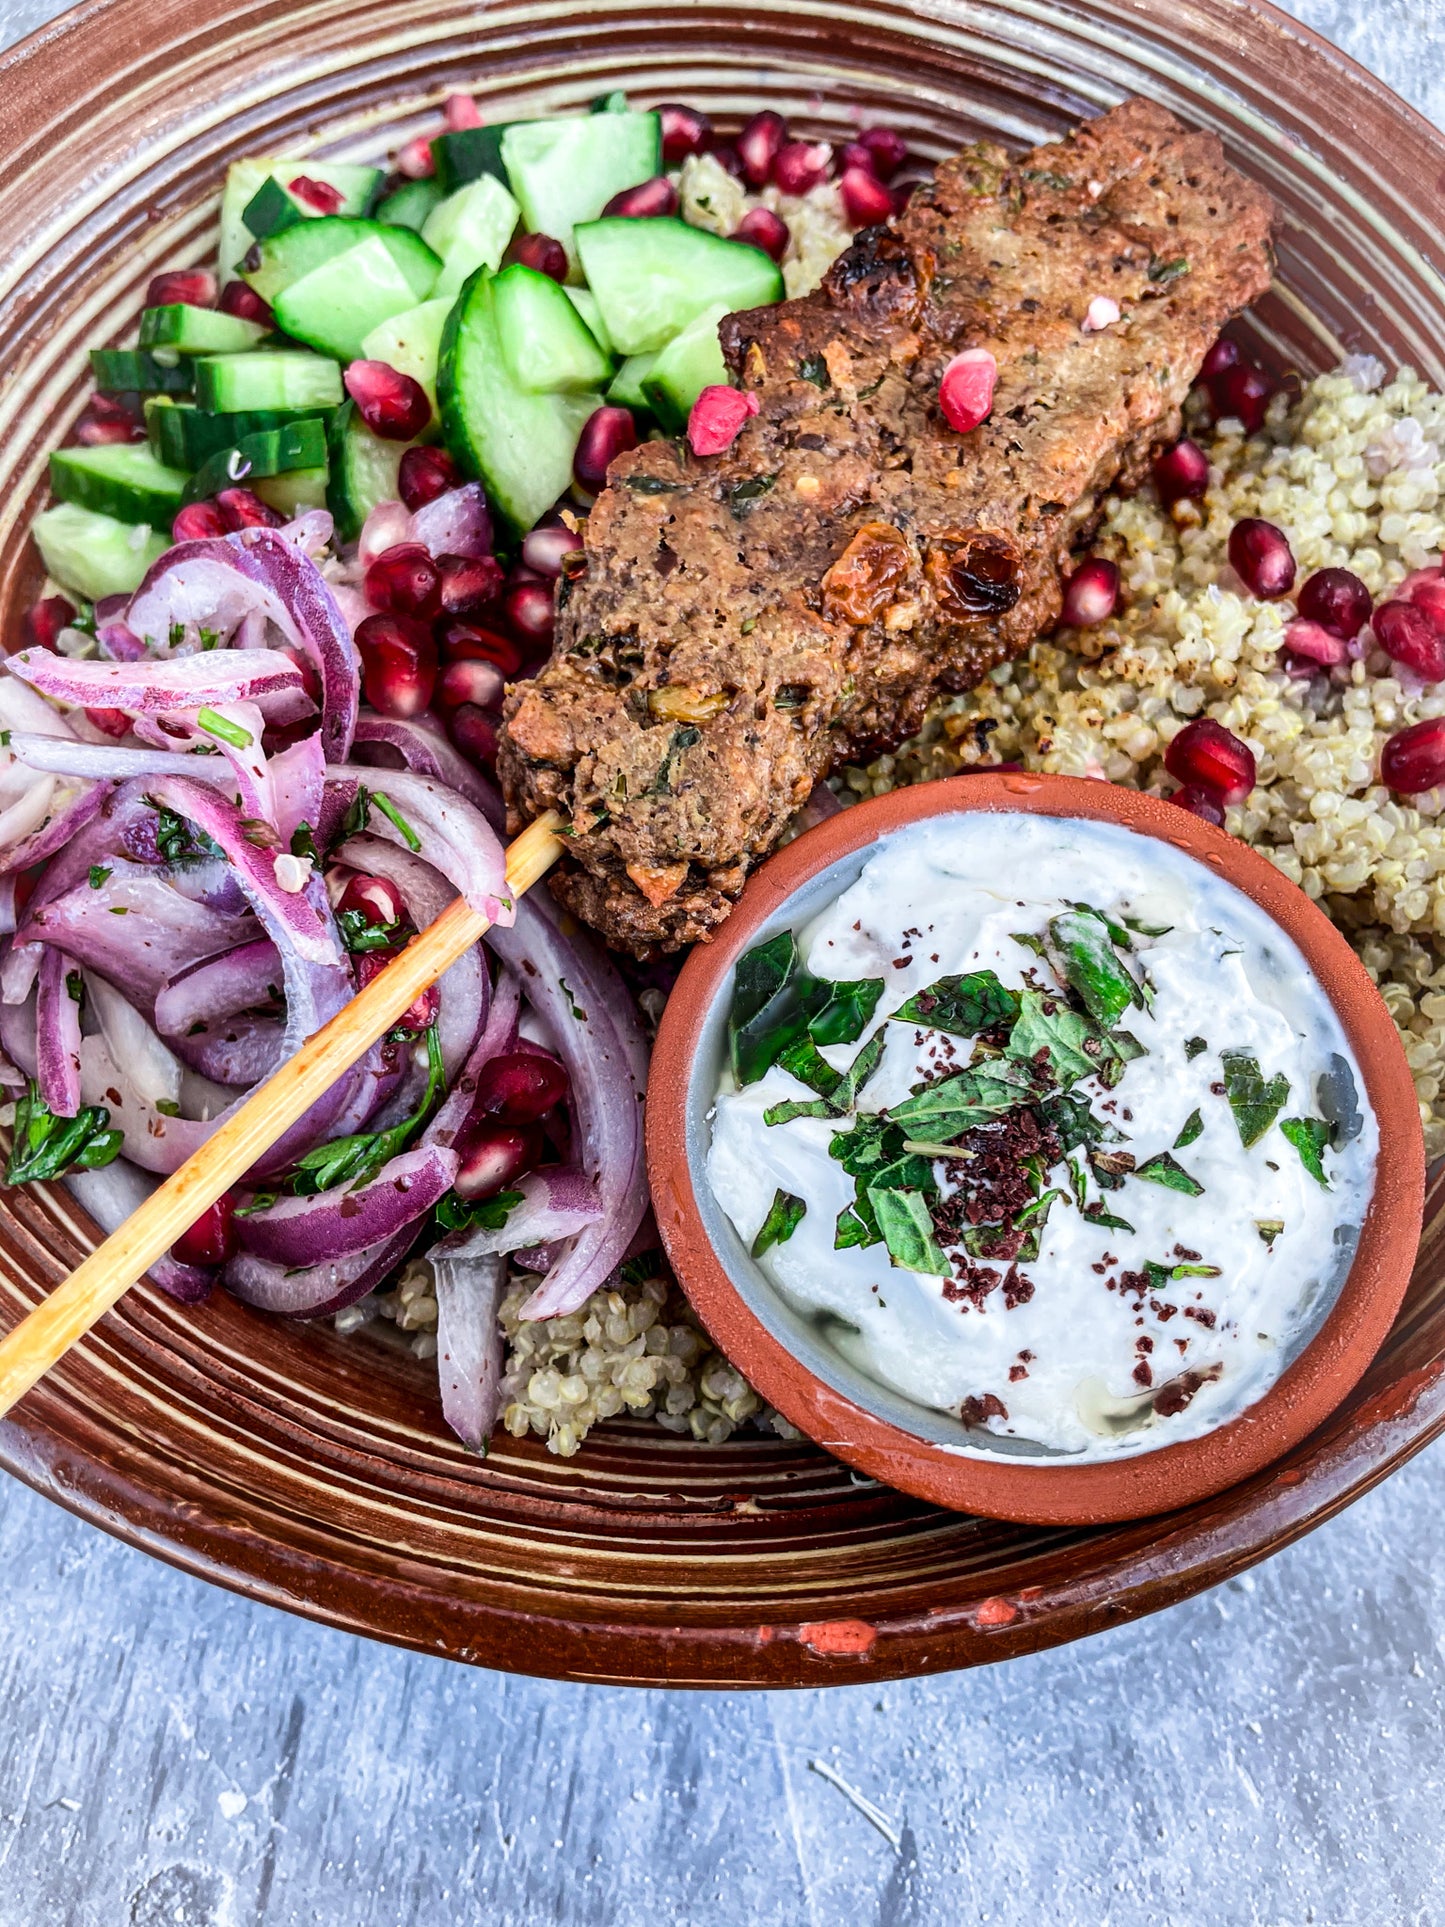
top-left (2, 0), bottom-right (1445, 1682)
top-left (648, 775), bottom-right (1426, 1526)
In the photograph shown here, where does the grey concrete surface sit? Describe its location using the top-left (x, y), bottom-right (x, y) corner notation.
top-left (4, 2), bottom-right (1445, 1923)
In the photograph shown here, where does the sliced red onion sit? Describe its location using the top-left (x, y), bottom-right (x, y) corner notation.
top-left (5, 646), bottom-right (312, 723)
top-left (279, 509), bottom-right (334, 558)
top-left (351, 713), bottom-right (504, 828)
top-left (424, 964), bottom-right (521, 1151)
top-left (0, 974), bottom-right (36, 1075)
top-left (358, 500), bottom-right (414, 568)
top-left (0, 875), bottom-right (27, 938)
top-left (64, 1159), bottom-right (216, 1305)
top-left (335, 833), bottom-right (486, 1079)
top-left (155, 939), bottom-right (280, 1041)
top-left (441, 1165), bottom-right (600, 1259)
top-left (35, 946), bottom-right (82, 1117)
top-left (224, 1220), bottom-right (424, 1318)
top-left (96, 620), bottom-right (146, 661)
top-left (324, 767), bottom-right (513, 924)
top-left (268, 732), bottom-right (326, 845)
top-left (1, 941), bottom-right (39, 1008)
top-left (411, 484), bottom-right (493, 562)
top-left (234, 1143), bottom-right (458, 1266)
top-left (0, 676), bottom-right (84, 739)
top-left (0, 780), bottom-right (109, 877)
top-left (84, 968), bottom-right (183, 1110)
top-left (431, 1246), bottom-right (506, 1449)
top-left (6, 732), bottom-right (241, 786)
top-left (486, 893), bottom-right (648, 1320)
top-left (135, 699), bottom-right (278, 828)
top-left (793, 779), bottom-right (842, 833)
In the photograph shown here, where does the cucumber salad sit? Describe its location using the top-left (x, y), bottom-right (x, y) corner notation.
top-left (708, 814), bottom-right (1380, 1460)
top-left (2, 90), bottom-right (910, 1451)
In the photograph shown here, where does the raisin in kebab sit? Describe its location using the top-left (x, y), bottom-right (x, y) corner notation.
top-left (498, 99), bottom-right (1275, 954)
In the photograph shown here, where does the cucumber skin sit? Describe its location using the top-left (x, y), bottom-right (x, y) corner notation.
top-left (377, 179), bottom-right (445, 231)
top-left (183, 418), bottom-right (330, 505)
top-left (243, 216), bottom-right (440, 306)
top-left (574, 216), bottom-right (783, 355)
top-left (500, 113), bottom-right (662, 271)
top-left (32, 504), bottom-right (168, 601)
top-left (241, 166), bottom-right (384, 243)
top-left (91, 349), bottom-right (195, 396)
top-left (431, 126), bottom-right (512, 195)
top-left (49, 446), bottom-right (189, 526)
top-left (438, 266), bottom-right (599, 538)
top-left (147, 399), bottom-right (333, 471)
top-left (194, 352), bottom-right (344, 414)
top-left (641, 303), bottom-right (729, 432)
top-left (326, 399), bottom-right (408, 542)
top-left (139, 304), bottom-right (269, 355)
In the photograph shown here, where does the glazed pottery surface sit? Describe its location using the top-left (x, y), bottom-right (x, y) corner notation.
top-left (2, 0), bottom-right (1445, 1684)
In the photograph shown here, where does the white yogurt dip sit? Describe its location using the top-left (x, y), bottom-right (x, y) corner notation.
top-left (706, 813), bottom-right (1379, 1461)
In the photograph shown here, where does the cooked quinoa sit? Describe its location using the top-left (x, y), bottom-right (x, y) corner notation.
top-left (837, 355), bottom-right (1445, 1159)
top-left (674, 151), bottom-right (853, 299)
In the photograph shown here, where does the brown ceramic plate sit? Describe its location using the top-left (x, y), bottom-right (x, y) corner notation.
top-left (2, 0), bottom-right (1445, 1687)
top-left (648, 775), bottom-right (1425, 1527)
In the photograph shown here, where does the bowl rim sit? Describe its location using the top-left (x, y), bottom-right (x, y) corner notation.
top-left (648, 774), bottom-right (1427, 1526)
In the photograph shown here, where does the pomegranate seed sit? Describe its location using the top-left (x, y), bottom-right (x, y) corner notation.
top-left (938, 349), bottom-right (997, 434)
top-left (438, 656), bottom-right (506, 712)
top-left (452, 1119), bottom-right (544, 1199)
top-left (1215, 362), bottom-right (1275, 432)
top-left (396, 135), bottom-right (435, 179)
top-left (172, 500), bottom-right (229, 541)
top-left (215, 487), bottom-right (283, 530)
top-left (85, 707), bottom-right (132, 738)
top-left (733, 206), bottom-right (789, 262)
top-left (574, 405), bottom-right (639, 493)
top-left (397, 445), bottom-right (460, 511)
top-left (891, 176), bottom-right (923, 216)
top-left (505, 579), bottom-right (555, 647)
top-left (1281, 618), bottom-right (1349, 669)
top-left (170, 1191), bottom-right (239, 1269)
top-left (356, 949), bottom-right (438, 1029)
top-left (344, 359), bottom-right (431, 441)
top-left (74, 407), bottom-right (144, 446)
top-left (473, 1049), bottom-right (569, 1124)
top-left (1164, 717), bottom-right (1256, 804)
top-left (277, 643), bottom-right (322, 706)
top-left (1061, 557), bottom-right (1120, 626)
top-left (365, 542), bottom-right (442, 619)
top-left (1405, 571), bottom-right (1445, 634)
top-left (840, 166), bottom-right (895, 227)
top-left (687, 384), bottom-right (760, 457)
top-left (1198, 337), bottom-right (1240, 387)
top-left (146, 268), bottom-right (217, 310)
top-left (1169, 784), bottom-right (1226, 827)
top-left (1373, 601), bottom-right (1445, 681)
top-left (602, 176), bottom-right (678, 219)
top-left (737, 110), bottom-right (787, 187)
top-left (219, 280), bottom-right (274, 326)
top-left (447, 703), bottom-right (501, 765)
top-left (708, 141), bottom-right (745, 180)
top-left (337, 872), bottom-right (405, 929)
top-left (657, 103), bottom-right (712, 164)
top-left (1297, 566), bottom-right (1372, 639)
top-left (1153, 438), bottom-right (1210, 505)
top-left (839, 142), bottom-right (876, 176)
top-left (512, 232), bottom-right (568, 282)
top-left (1382, 717), bottom-right (1445, 793)
top-left (437, 552), bottom-right (504, 616)
top-left (355, 612), bottom-right (437, 718)
top-left (24, 595), bottom-right (75, 649)
top-left (521, 524), bottom-right (585, 578)
top-left (772, 140), bottom-right (832, 196)
top-left (438, 621), bottom-right (523, 676)
top-left (287, 175), bottom-right (344, 214)
top-left (860, 126), bottom-right (908, 180)
top-left (1228, 518), bottom-right (1295, 599)
top-left (444, 92), bottom-right (483, 131)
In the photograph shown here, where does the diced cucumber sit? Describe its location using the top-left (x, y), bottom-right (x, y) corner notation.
top-left (146, 398), bottom-right (333, 471)
top-left (255, 469), bottom-right (329, 515)
top-left (575, 217), bottom-right (783, 355)
top-left (606, 352), bottom-right (659, 414)
top-left (590, 90), bottom-right (630, 114)
top-left (359, 298), bottom-right (452, 417)
top-left (641, 302), bottom-right (729, 432)
top-left (241, 163), bottom-right (383, 241)
top-left (219, 159), bottom-right (276, 283)
top-left (439, 268), bottom-right (599, 536)
top-left (493, 264), bottom-right (612, 395)
top-left (269, 234), bottom-right (442, 362)
top-left (139, 304), bottom-right (269, 355)
top-left (431, 126), bottom-right (511, 195)
top-left (377, 178), bottom-right (445, 232)
top-left (326, 399), bottom-right (411, 541)
top-left (91, 348), bottom-right (194, 395)
top-left (421, 175), bottom-right (519, 297)
top-left (183, 418), bottom-right (331, 504)
top-left (500, 112), bottom-right (661, 272)
top-left (242, 216), bottom-right (439, 306)
top-left (565, 285), bottom-right (614, 359)
top-left (31, 504), bottom-right (169, 600)
top-left (194, 351), bottom-right (343, 414)
top-left (50, 444), bottom-right (188, 525)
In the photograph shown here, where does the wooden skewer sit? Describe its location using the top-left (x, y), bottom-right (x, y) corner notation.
top-left (0, 810), bottom-right (565, 1421)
